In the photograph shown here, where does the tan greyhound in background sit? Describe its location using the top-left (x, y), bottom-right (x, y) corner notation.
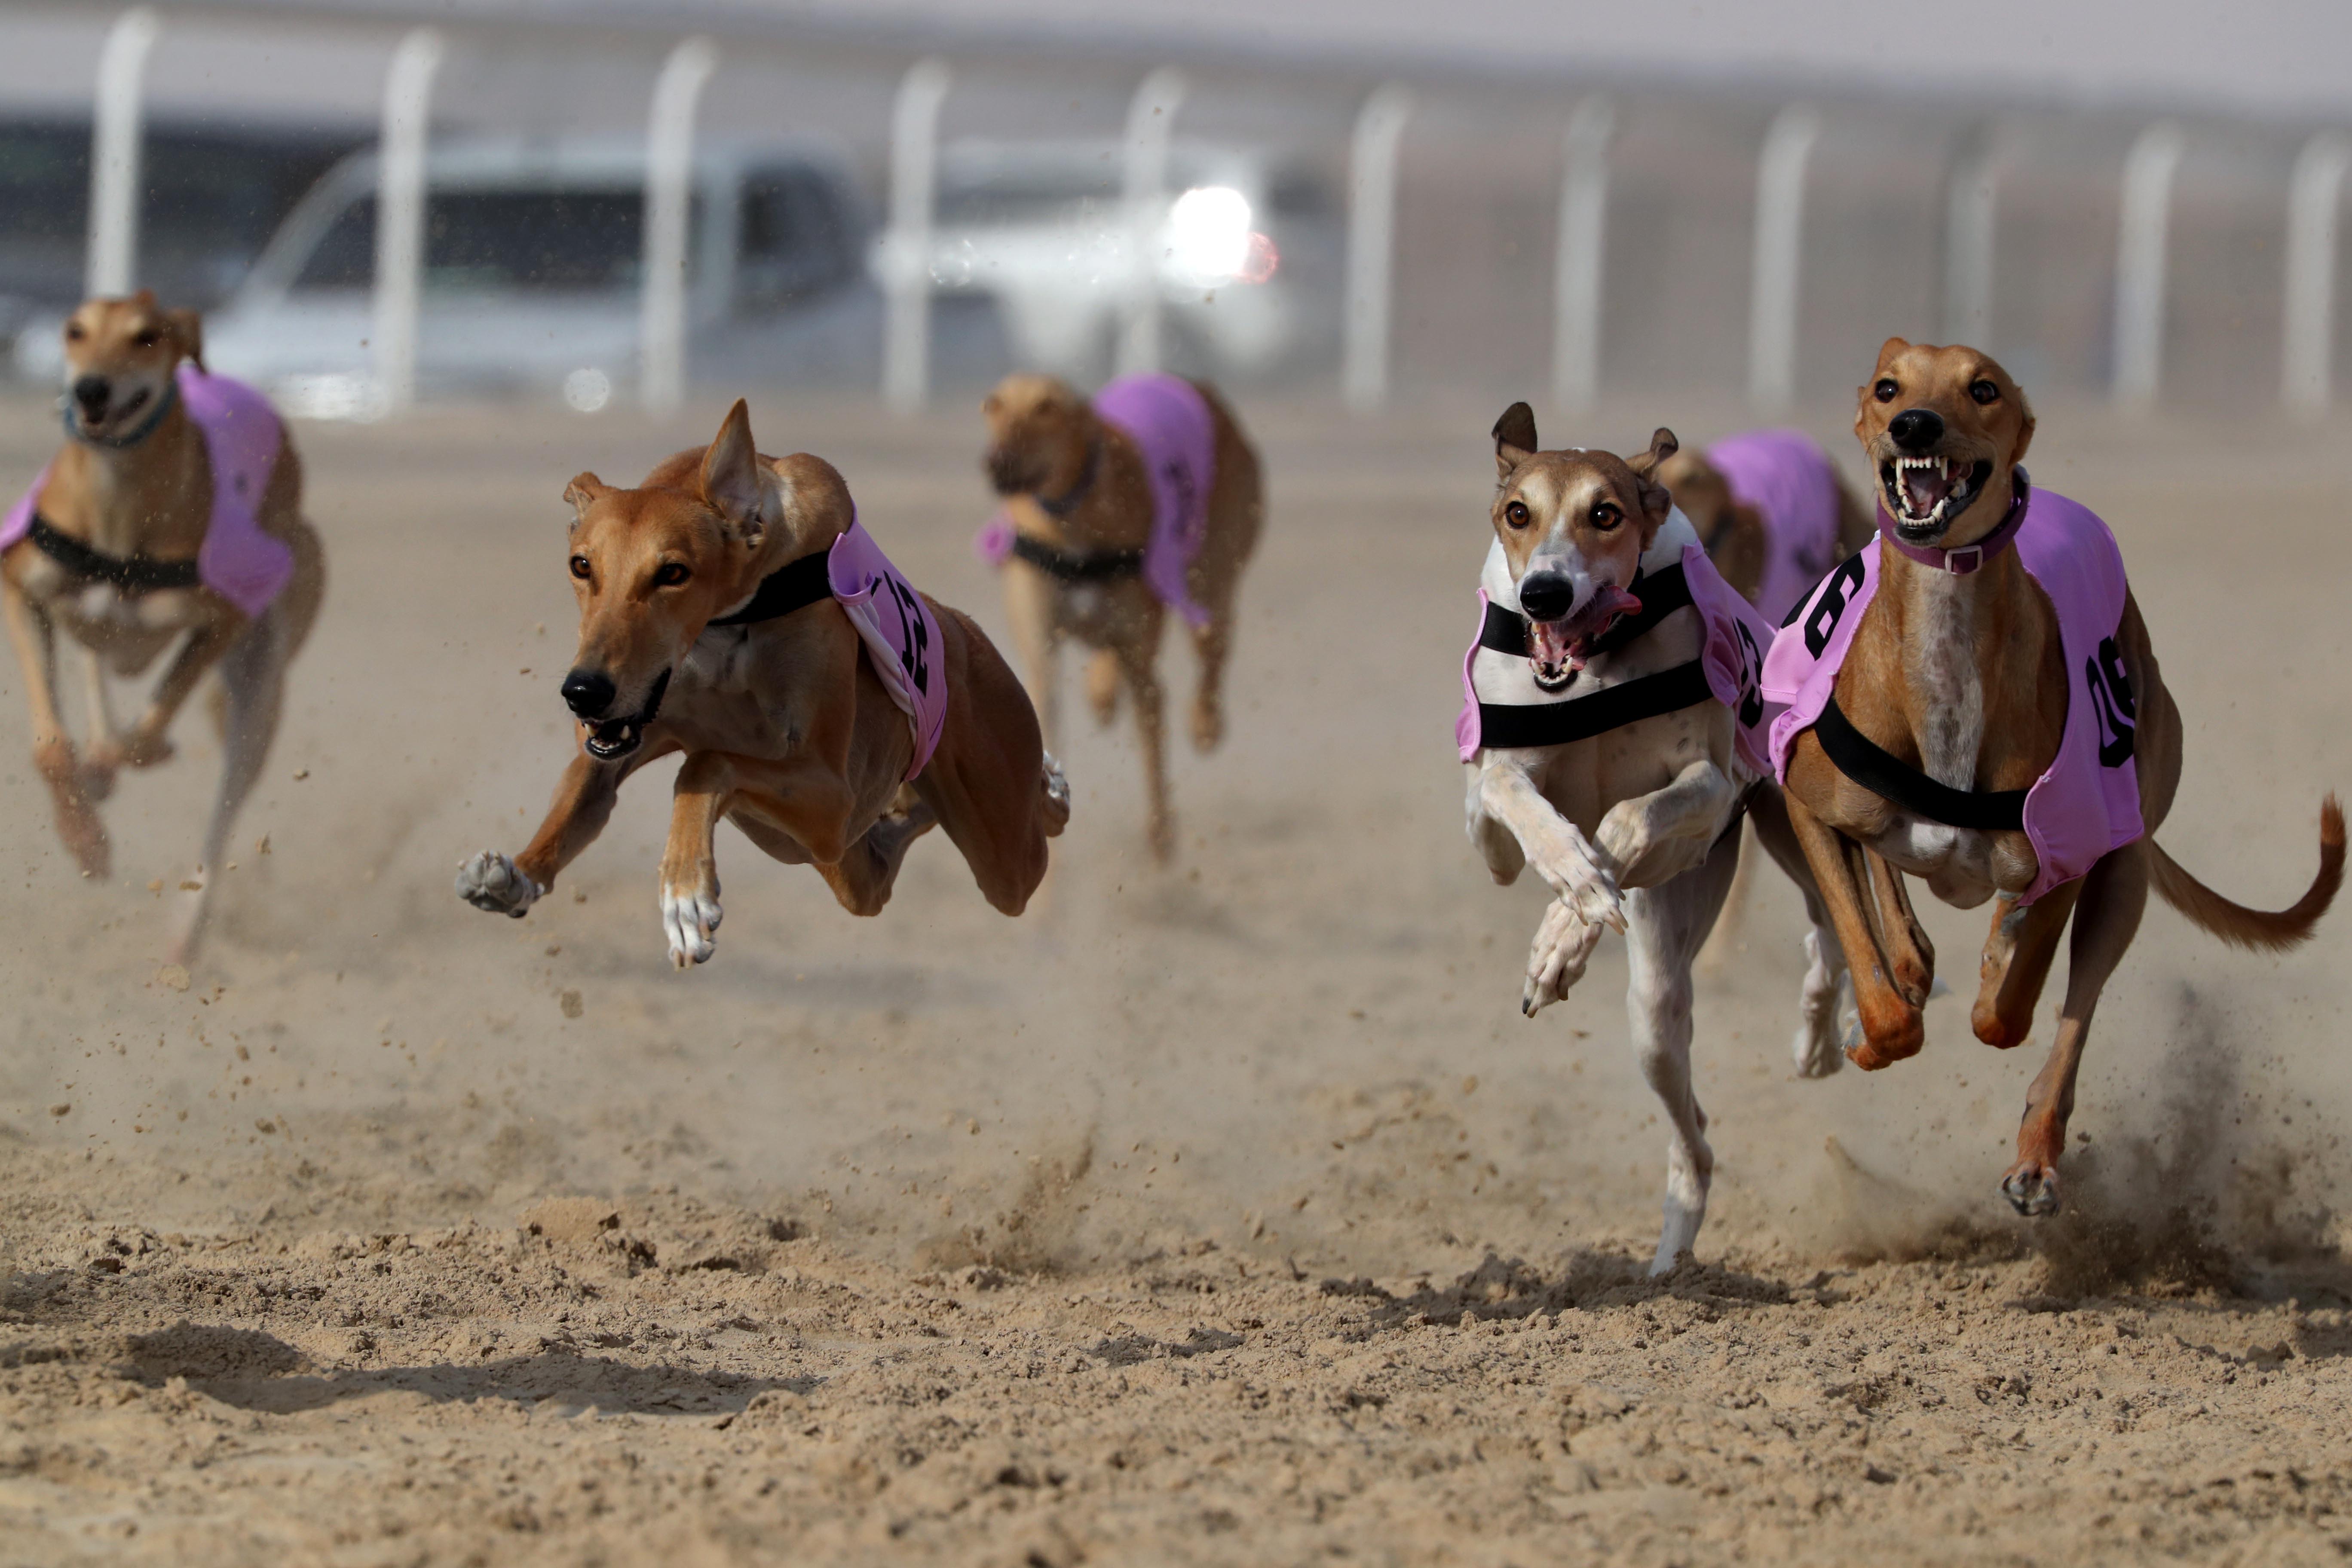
top-left (1775, 339), bottom-right (2341, 1214)
top-left (2, 293), bottom-right (325, 961)
top-left (980, 373), bottom-right (1262, 860)
top-left (457, 401), bottom-right (1068, 964)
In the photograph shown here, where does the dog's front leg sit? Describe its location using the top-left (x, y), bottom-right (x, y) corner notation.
top-left (1478, 760), bottom-right (1625, 932)
top-left (1593, 759), bottom-right (1736, 889)
top-left (2, 578), bottom-right (107, 876)
top-left (660, 752), bottom-right (737, 968)
top-left (456, 751), bottom-right (625, 919)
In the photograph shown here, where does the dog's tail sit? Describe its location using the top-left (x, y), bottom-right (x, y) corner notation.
top-left (2150, 794), bottom-right (2344, 951)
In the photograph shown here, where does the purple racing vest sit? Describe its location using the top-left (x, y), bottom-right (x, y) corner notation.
top-left (1458, 540), bottom-right (1780, 778)
top-left (975, 372), bottom-right (1216, 626)
top-left (828, 518), bottom-right (948, 781)
top-left (1761, 487), bottom-right (2144, 904)
top-left (1, 365), bottom-right (295, 617)
top-left (1705, 428), bottom-right (1846, 626)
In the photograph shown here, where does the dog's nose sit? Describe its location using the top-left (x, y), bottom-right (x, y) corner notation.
top-left (1888, 407), bottom-right (1945, 453)
top-left (1518, 573), bottom-right (1577, 623)
top-left (560, 668), bottom-right (616, 720)
top-left (71, 375), bottom-right (110, 417)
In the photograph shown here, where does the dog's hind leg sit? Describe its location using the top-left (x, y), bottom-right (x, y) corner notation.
top-left (1185, 608), bottom-right (1233, 753)
top-left (1746, 784), bottom-right (1848, 1077)
top-left (1117, 640), bottom-right (1174, 861)
top-left (813, 797), bottom-right (940, 919)
top-left (166, 619), bottom-right (282, 964)
top-left (1623, 826), bottom-right (1740, 1275)
top-left (1970, 884), bottom-right (2078, 1050)
top-left (2002, 844), bottom-right (2145, 1216)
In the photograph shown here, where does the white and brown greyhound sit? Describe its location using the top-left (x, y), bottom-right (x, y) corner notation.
top-left (1463, 404), bottom-right (1847, 1273)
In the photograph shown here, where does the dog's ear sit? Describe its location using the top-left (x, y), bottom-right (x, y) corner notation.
top-left (699, 399), bottom-right (768, 547)
top-left (1492, 401), bottom-right (1538, 481)
top-left (563, 473), bottom-right (606, 530)
top-left (1629, 428), bottom-right (1678, 523)
top-left (161, 308), bottom-right (204, 371)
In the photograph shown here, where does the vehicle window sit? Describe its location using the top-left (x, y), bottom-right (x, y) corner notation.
top-left (738, 167), bottom-right (851, 309)
top-left (293, 189), bottom-right (660, 293)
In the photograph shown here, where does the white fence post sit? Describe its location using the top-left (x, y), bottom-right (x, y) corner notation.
top-left (2282, 131), bottom-right (2349, 420)
top-left (2112, 122), bottom-right (2184, 413)
top-left (1550, 96), bottom-right (1613, 414)
top-left (1116, 67), bottom-right (1187, 377)
top-left (881, 56), bottom-right (950, 414)
top-left (86, 8), bottom-right (159, 299)
top-left (640, 36), bottom-right (717, 415)
top-left (1343, 83), bottom-right (1413, 413)
top-left (1747, 104), bottom-right (1819, 411)
top-left (373, 28), bottom-right (443, 417)
top-left (1942, 127), bottom-right (1997, 348)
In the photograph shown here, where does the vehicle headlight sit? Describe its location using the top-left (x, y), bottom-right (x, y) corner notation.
top-left (1165, 185), bottom-right (1253, 285)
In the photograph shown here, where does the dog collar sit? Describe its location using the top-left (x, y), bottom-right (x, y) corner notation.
top-left (1034, 437), bottom-right (1101, 520)
top-left (707, 544), bottom-right (833, 627)
top-left (1009, 531), bottom-right (1143, 584)
top-left (1875, 468), bottom-right (2030, 575)
top-left (61, 376), bottom-right (181, 452)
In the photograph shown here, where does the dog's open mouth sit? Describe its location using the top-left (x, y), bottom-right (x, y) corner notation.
top-left (1525, 584), bottom-right (1643, 690)
top-left (580, 668), bottom-right (670, 761)
top-left (1880, 454), bottom-right (1995, 539)
top-left (72, 386), bottom-right (150, 439)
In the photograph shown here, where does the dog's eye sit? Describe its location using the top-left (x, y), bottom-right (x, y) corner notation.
top-left (63, 322), bottom-right (85, 342)
top-left (1969, 378), bottom-right (2000, 405)
top-left (1873, 379), bottom-right (1899, 403)
top-left (1504, 500), bottom-right (1531, 528)
top-left (1592, 503), bottom-right (1622, 529)
top-left (654, 563), bottom-right (691, 588)
top-left (132, 330), bottom-right (159, 349)
top-left (568, 555), bottom-right (592, 581)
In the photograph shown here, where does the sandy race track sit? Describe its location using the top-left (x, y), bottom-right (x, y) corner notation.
top-left (0, 389), bottom-right (2349, 1565)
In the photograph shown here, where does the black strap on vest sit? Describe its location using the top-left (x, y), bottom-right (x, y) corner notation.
top-left (27, 514), bottom-right (201, 595)
top-left (1812, 694), bottom-right (2027, 831)
top-left (1476, 660), bottom-right (1715, 751)
top-left (706, 547), bottom-right (833, 627)
top-left (1010, 531), bottom-right (1144, 584)
top-left (1478, 560), bottom-right (1694, 663)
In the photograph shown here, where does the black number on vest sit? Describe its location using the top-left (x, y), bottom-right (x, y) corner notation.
top-left (1732, 619), bottom-right (1765, 728)
top-left (1803, 554), bottom-right (1868, 658)
top-left (882, 573), bottom-right (931, 695)
top-left (2084, 634), bottom-right (2135, 767)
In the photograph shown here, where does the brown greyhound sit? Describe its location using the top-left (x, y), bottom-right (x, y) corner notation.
top-left (456, 401), bottom-right (1067, 965)
top-left (2, 293), bottom-right (325, 961)
top-left (978, 372), bottom-right (1262, 860)
top-left (1771, 339), bottom-right (2341, 1214)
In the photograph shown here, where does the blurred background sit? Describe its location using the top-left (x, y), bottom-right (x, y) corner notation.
top-left (6, 0), bottom-right (2352, 420)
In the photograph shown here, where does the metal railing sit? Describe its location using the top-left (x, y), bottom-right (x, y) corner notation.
top-left (45, 5), bottom-right (2352, 420)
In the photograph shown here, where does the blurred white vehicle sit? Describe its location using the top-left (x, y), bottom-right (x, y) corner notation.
top-left (878, 139), bottom-right (1337, 380)
top-left (16, 134), bottom-right (871, 411)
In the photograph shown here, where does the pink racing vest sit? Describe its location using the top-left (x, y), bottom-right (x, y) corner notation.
top-left (1705, 428), bottom-right (1847, 625)
top-left (1458, 541), bottom-right (1780, 778)
top-left (974, 372), bottom-right (1216, 627)
top-left (0, 365), bottom-right (295, 617)
top-left (1761, 487), bottom-right (2144, 904)
top-left (828, 518), bottom-right (948, 781)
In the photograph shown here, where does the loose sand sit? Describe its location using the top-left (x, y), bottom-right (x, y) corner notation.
top-left (0, 392), bottom-right (2347, 1565)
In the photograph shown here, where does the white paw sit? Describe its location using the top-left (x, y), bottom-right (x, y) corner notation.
top-left (661, 881), bottom-right (723, 968)
top-left (1523, 897), bottom-right (1605, 1017)
top-left (456, 851), bottom-right (543, 918)
top-left (1534, 852), bottom-right (1625, 934)
top-left (1041, 750), bottom-right (1071, 815)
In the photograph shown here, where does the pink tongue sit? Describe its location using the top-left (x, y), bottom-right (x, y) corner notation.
top-left (1529, 584), bottom-right (1642, 670)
